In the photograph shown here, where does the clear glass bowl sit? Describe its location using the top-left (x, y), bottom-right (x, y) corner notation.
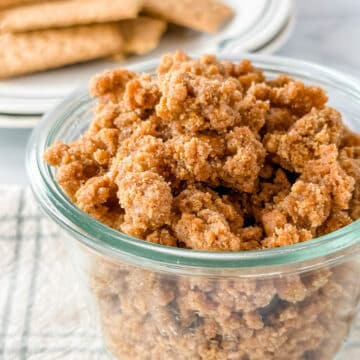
top-left (27, 54), bottom-right (360, 360)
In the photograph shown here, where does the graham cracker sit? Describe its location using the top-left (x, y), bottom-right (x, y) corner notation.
top-left (0, 23), bottom-right (123, 78)
top-left (119, 16), bottom-right (167, 55)
top-left (143, 0), bottom-right (233, 33)
top-left (0, 0), bottom-right (142, 33)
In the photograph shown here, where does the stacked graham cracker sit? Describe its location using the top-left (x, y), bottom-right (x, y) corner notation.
top-left (0, 0), bottom-right (233, 78)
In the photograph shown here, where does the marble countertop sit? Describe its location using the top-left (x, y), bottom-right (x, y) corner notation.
top-left (2, 0), bottom-right (360, 185)
top-left (279, 0), bottom-right (360, 77)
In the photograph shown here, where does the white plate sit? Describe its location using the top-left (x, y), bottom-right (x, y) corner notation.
top-left (0, 114), bottom-right (39, 128)
top-left (0, 0), bottom-right (293, 116)
top-left (250, 13), bottom-right (296, 54)
top-left (220, 0), bottom-right (293, 53)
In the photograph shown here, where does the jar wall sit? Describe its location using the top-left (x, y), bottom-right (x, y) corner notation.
top-left (26, 54), bottom-right (360, 360)
top-left (68, 239), bottom-right (360, 360)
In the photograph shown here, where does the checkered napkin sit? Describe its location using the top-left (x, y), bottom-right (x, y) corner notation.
top-left (0, 185), bottom-right (359, 360)
top-left (0, 186), bottom-right (108, 360)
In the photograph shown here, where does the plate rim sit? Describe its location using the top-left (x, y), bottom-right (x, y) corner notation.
top-left (219, 0), bottom-right (293, 53)
top-left (0, 114), bottom-right (39, 129)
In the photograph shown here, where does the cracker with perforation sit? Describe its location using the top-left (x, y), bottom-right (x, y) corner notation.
top-left (0, 0), bottom-right (142, 33)
top-left (0, 23), bottom-right (123, 78)
top-left (143, 0), bottom-right (233, 33)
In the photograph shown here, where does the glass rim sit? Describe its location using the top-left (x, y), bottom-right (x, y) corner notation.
top-left (27, 52), bottom-right (360, 270)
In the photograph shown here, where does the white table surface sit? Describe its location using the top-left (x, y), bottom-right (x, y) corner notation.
top-left (2, 0), bottom-right (360, 185)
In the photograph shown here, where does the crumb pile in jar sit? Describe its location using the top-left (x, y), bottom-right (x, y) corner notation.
top-left (44, 51), bottom-right (360, 248)
top-left (44, 52), bottom-right (360, 360)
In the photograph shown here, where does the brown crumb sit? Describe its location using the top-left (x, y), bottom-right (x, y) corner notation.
top-left (44, 51), bottom-right (358, 249)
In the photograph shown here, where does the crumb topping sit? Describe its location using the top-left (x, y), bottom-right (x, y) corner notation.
top-left (45, 51), bottom-right (360, 251)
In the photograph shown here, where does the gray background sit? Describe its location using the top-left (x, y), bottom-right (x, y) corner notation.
top-left (1, 0), bottom-right (360, 185)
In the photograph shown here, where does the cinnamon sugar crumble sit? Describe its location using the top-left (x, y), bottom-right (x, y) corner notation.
top-left (44, 51), bottom-right (359, 248)
top-left (44, 52), bottom-right (360, 360)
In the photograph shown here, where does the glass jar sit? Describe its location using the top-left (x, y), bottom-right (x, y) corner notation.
top-left (27, 54), bottom-right (360, 360)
